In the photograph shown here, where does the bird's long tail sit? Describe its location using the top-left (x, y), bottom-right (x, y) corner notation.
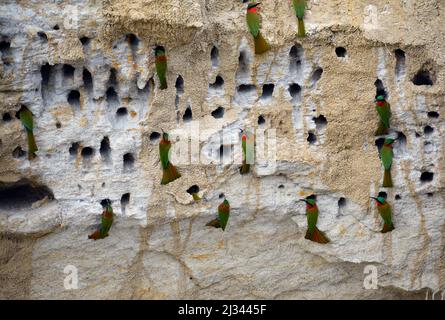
top-left (383, 169), bottom-right (393, 187)
top-left (375, 121), bottom-right (389, 136)
top-left (206, 218), bottom-right (221, 229)
top-left (297, 18), bottom-right (305, 38)
top-left (161, 162), bottom-right (181, 185)
top-left (381, 222), bottom-right (395, 233)
top-left (27, 130), bottom-right (38, 159)
top-left (240, 161), bottom-right (250, 175)
top-left (254, 32), bottom-right (270, 55)
top-left (159, 76), bottom-right (168, 90)
top-left (305, 227), bottom-right (330, 244)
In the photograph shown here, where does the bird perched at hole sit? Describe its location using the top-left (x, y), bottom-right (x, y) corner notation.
top-left (240, 130), bottom-right (254, 175)
top-left (159, 130), bottom-right (181, 185)
top-left (154, 46), bottom-right (168, 90)
top-left (375, 95), bottom-right (391, 136)
top-left (292, 0), bottom-right (306, 38)
top-left (18, 105), bottom-right (38, 160)
top-left (206, 195), bottom-right (230, 231)
top-left (246, 2), bottom-right (270, 54)
top-left (88, 199), bottom-right (114, 240)
top-left (381, 137), bottom-right (395, 188)
top-left (300, 195), bottom-right (330, 244)
top-left (187, 185), bottom-right (201, 202)
top-left (370, 196), bottom-right (394, 233)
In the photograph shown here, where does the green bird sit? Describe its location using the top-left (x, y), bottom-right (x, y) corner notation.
top-left (154, 46), bottom-right (168, 90)
top-left (240, 130), bottom-right (253, 174)
top-left (300, 195), bottom-right (330, 244)
top-left (246, 3), bottom-right (270, 54)
top-left (381, 138), bottom-right (395, 188)
top-left (159, 131), bottom-right (181, 185)
top-left (18, 105), bottom-right (38, 160)
top-left (206, 196), bottom-right (230, 231)
top-left (375, 95), bottom-right (391, 136)
top-left (371, 196), bottom-right (395, 233)
top-left (88, 199), bottom-right (114, 240)
top-left (292, 0), bottom-right (306, 38)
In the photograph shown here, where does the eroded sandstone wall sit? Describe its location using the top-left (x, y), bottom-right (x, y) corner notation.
top-left (0, 0), bottom-right (444, 299)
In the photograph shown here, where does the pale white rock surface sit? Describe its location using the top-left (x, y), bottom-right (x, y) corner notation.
top-left (0, 0), bottom-right (444, 299)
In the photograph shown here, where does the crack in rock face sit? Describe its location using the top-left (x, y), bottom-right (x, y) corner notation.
top-left (1, 0), bottom-right (445, 299)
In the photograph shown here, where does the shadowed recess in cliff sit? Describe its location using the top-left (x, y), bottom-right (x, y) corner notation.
top-left (0, 179), bottom-right (54, 210)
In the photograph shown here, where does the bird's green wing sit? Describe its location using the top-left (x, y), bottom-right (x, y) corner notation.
top-left (246, 11), bottom-right (260, 38)
top-left (293, 0), bottom-right (306, 19)
top-left (20, 108), bottom-right (34, 131)
top-left (379, 203), bottom-right (392, 227)
top-left (156, 59), bottom-right (167, 85)
top-left (381, 146), bottom-right (393, 170)
top-left (159, 142), bottom-right (171, 169)
top-left (376, 102), bottom-right (391, 129)
top-left (306, 207), bottom-right (318, 234)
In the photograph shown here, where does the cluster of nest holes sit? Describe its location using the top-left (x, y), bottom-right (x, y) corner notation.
top-left (420, 171), bottom-right (434, 183)
top-left (0, 179), bottom-right (54, 210)
top-left (211, 46), bottom-right (219, 68)
top-left (211, 106), bottom-right (224, 119)
top-left (335, 47), bottom-right (347, 58)
top-left (123, 153), bottom-right (135, 170)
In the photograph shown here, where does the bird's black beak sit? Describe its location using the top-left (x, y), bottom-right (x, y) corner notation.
top-left (299, 199), bottom-right (307, 203)
top-left (370, 197), bottom-right (378, 200)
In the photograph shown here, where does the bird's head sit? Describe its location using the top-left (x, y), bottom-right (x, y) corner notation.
top-left (299, 194), bottom-right (317, 206)
top-left (384, 137), bottom-right (396, 146)
top-left (161, 129), bottom-right (169, 141)
top-left (247, 2), bottom-right (260, 10)
top-left (370, 196), bottom-right (386, 205)
top-left (375, 95), bottom-right (386, 106)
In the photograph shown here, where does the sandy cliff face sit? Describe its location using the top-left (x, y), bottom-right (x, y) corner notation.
top-left (0, 0), bottom-right (444, 299)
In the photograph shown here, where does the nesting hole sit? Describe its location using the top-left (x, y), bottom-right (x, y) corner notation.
top-left (307, 132), bottom-right (317, 144)
top-left (311, 68), bottom-right (323, 85)
top-left (258, 115), bottom-right (266, 125)
top-left (62, 64), bottom-right (75, 80)
top-left (260, 83), bottom-right (274, 100)
top-left (175, 75), bottom-right (184, 95)
top-left (183, 106), bottom-right (192, 122)
top-left (395, 194), bottom-right (401, 200)
top-left (335, 47), bottom-right (347, 58)
top-left (126, 34), bottom-right (139, 48)
top-left (121, 193), bottom-right (130, 207)
top-left (374, 79), bottom-right (387, 98)
top-left (69, 142), bottom-right (80, 156)
top-left (81, 147), bottom-right (94, 159)
top-left (100, 137), bottom-right (111, 160)
top-left (80, 37), bottom-right (90, 45)
top-left (238, 50), bottom-right (249, 73)
top-left (375, 138), bottom-right (385, 153)
top-left (209, 75), bottom-right (224, 90)
top-left (67, 90), bottom-right (80, 108)
top-left (395, 49), bottom-right (406, 79)
top-left (0, 40), bottom-right (12, 65)
top-left (0, 179), bottom-right (54, 210)
top-left (211, 106), bottom-right (224, 119)
top-left (378, 191), bottom-right (387, 199)
top-left (397, 131), bottom-right (407, 149)
top-left (211, 46), bottom-right (219, 67)
top-left (56, 121), bottom-right (61, 128)
top-left (106, 87), bottom-right (119, 106)
top-left (37, 31), bottom-right (47, 41)
top-left (12, 146), bottom-right (26, 158)
top-left (40, 63), bottom-right (51, 86)
top-left (53, 25), bottom-right (60, 30)
top-left (237, 84), bottom-right (256, 93)
top-left (149, 132), bottom-right (161, 143)
top-left (116, 107), bottom-right (128, 117)
top-left (288, 83), bottom-right (301, 103)
top-left (2, 113), bottom-right (12, 121)
top-left (313, 115), bottom-right (327, 129)
top-left (289, 44), bottom-right (303, 73)
top-left (412, 69), bottom-right (434, 86)
top-left (424, 125), bottom-right (434, 135)
top-left (123, 153), bottom-right (135, 169)
top-left (427, 111), bottom-right (439, 119)
top-left (83, 68), bottom-right (93, 91)
top-left (420, 172), bottom-right (434, 183)
top-left (338, 197), bottom-right (346, 207)
top-left (186, 185), bottom-right (200, 195)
